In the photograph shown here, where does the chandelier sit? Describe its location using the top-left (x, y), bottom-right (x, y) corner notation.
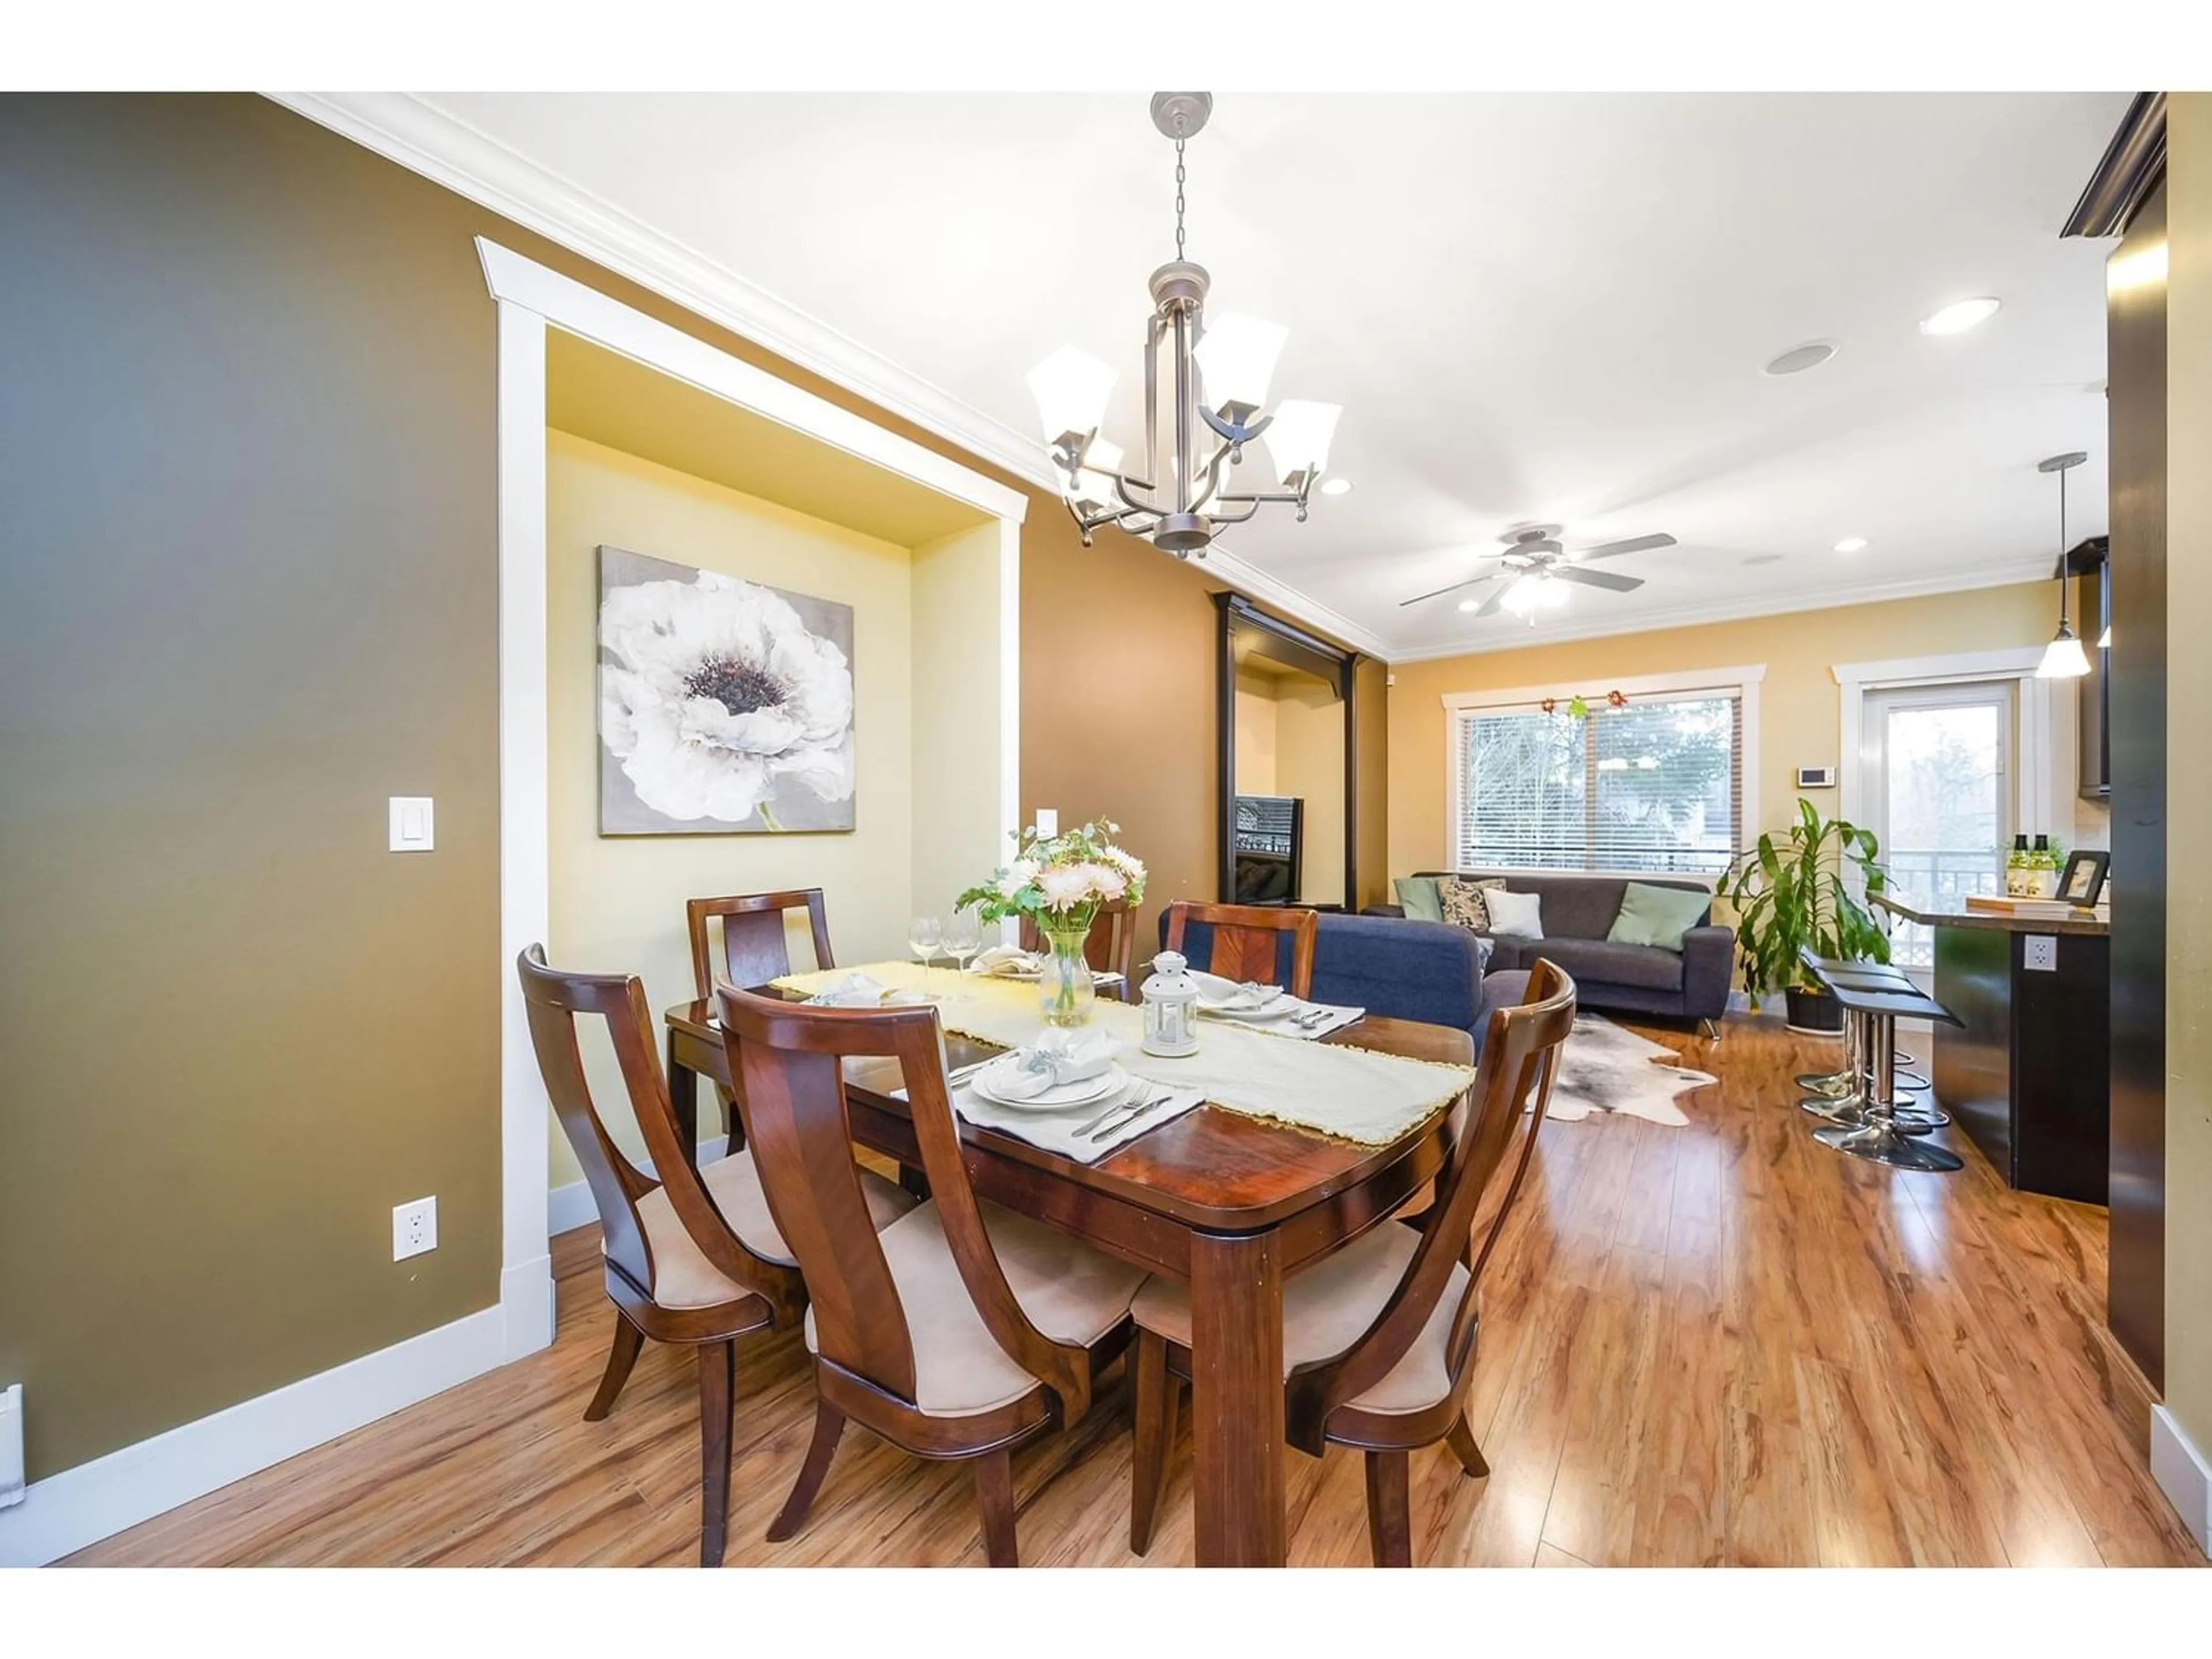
top-left (1025, 92), bottom-right (1342, 559)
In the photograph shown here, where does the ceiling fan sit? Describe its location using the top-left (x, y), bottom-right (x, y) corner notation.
top-left (1400, 526), bottom-right (1679, 619)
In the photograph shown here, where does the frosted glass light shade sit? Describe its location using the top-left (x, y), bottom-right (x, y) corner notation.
top-left (2037, 627), bottom-right (2092, 679)
top-left (1261, 399), bottom-right (1342, 483)
top-left (1062, 438), bottom-right (1124, 508)
top-left (1027, 347), bottom-right (1117, 444)
top-left (1499, 573), bottom-right (1569, 616)
top-left (1194, 311), bottom-right (1287, 413)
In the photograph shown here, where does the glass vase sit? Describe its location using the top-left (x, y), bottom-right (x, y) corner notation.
top-left (1037, 922), bottom-right (1097, 1028)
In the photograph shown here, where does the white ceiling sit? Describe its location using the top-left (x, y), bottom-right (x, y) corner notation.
top-left (403, 90), bottom-right (2124, 658)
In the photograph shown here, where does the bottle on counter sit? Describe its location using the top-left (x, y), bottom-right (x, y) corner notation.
top-left (2030, 834), bottom-right (2056, 898)
top-left (2006, 834), bottom-right (2031, 896)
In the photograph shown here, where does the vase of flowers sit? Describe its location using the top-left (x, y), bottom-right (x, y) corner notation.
top-left (957, 819), bottom-right (1148, 1028)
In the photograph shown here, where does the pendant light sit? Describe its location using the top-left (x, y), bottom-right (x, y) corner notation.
top-left (2035, 451), bottom-right (2092, 680)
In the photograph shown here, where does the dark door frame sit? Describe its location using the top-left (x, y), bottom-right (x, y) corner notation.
top-left (1214, 592), bottom-right (1360, 908)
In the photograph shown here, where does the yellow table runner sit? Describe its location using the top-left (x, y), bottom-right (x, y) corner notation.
top-left (770, 961), bottom-right (1475, 1146)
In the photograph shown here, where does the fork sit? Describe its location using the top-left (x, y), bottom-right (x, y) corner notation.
top-left (1087, 1089), bottom-right (1179, 1143)
top-left (1074, 1086), bottom-right (1167, 1138)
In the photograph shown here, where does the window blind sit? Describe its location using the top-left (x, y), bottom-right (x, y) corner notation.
top-left (1453, 690), bottom-right (1743, 874)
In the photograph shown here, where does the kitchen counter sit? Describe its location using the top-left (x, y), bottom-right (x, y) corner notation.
top-left (1874, 893), bottom-right (2109, 937)
top-left (1872, 892), bottom-right (2109, 1203)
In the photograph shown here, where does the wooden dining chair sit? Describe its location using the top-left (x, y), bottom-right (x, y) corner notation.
top-left (516, 945), bottom-right (916, 1565)
top-left (1020, 896), bottom-right (1138, 982)
top-left (1164, 899), bottom-right (1319, 999)
top-left (686, 889), bottom-right (835, 1146)
top-left (715, 986), bottom-right (1147, 1566)
top-left (1125, 960), bottom-right (1577, 1567)
top-left (686, 888), bottom-right (835, 999)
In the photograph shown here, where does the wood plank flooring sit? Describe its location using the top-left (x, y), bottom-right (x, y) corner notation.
top-left (69, 1016), bottom-right (2204, 1567)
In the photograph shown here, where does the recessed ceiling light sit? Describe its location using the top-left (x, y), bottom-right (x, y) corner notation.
top-left (1319, 477), bottom-right (1354, 497)
top-left (1764, 341), bottom-right (1837, 376)
top-left (1457, 597), bottom-right (1481, 612)
top-left (1834, 537), bottom-right (1868, 554)
top-left (1919, 297), bottom-right (2001, 335)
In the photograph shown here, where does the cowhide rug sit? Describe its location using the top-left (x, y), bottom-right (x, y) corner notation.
top-left (1539, 1013), bottom-right (1716, 1127)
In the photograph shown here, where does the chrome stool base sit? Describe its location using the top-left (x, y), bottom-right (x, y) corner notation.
top-left (1814, 1118), bottom-right (1964, 1171)
top-left (1800, 1093), bottom-right (1869, 1124)
top-left (1797, 1070), bottom-right (1855, 1096)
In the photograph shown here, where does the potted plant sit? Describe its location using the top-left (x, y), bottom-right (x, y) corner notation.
top-left (1713, 797), bottom-right (1891, 1035)
top-left (957, 818), bottom-right (1147, 1028)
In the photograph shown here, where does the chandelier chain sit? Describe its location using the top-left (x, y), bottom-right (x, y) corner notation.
top-left (1173, 131), bottom-right (1187, 261)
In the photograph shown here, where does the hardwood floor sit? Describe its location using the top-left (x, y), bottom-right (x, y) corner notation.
top-left (69, 1016), bottom-right (2203, 1567)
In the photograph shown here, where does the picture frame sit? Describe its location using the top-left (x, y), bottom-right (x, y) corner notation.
top-left (2058, 849), bottom-right (2110, 907)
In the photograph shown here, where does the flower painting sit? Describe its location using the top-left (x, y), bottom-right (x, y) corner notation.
top-left (597, 546), bottom-right (856, 834)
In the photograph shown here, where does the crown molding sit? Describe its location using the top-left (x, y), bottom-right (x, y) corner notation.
top-left (1382, 558), bottom-right (2055, 664)
top-left (264, 91), bottom-right (1391, 660)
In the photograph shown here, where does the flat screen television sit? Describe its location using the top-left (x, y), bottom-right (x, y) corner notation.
top-left (1232, 794), bottom-right (1303, 904)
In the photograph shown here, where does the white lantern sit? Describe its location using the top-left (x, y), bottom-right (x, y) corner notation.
top-left (1140, 950), bottom-right (1201, 1058)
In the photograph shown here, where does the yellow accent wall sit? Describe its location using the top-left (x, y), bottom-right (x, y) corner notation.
top-left (1275, 676), bottom-right (1348, 908)
top-left (1385, 582), bottom-right (2068, 878)
top-left (2162, 90), bottom-right (2212, 1494)
top-left (546, 430), bottom-right (921, 1185)
top-left (1233, 670), bottom-right (1279, 795)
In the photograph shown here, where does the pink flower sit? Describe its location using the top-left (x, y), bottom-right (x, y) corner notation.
top-left (1036, 866), bottom-right (1093, 910)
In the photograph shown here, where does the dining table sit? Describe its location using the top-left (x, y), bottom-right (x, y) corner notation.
top-left (663, 977), bottom-right (1476, 1567)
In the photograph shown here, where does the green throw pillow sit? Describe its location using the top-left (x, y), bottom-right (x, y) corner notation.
top-left (1393, 876), bottom-right (1444, 922)
top-left (1606, 882), bottom-right (1711, 953)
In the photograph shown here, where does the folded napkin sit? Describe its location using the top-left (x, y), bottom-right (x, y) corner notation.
top-left (806, 971), bottom-right (890, 1006)
top-left (982, 1028), bottom-right (1120, 1101)
top-left (953, 1074), bottom-right (1206, 1164)
top-left (969, 945), bottom-right (1042, 977)
top-left (1190, 971), bottom-right (1286, 1012)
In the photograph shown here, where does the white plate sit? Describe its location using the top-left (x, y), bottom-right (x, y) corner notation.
top-left (1200, 997), bottom-right (1298, 1022)
top-left (969, 1060), bottom-right (1127, 1113)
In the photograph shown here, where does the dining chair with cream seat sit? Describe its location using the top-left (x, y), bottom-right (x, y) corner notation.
top-left (715, 986), bottom-right (1146, 1566)
top-left (1163, 899), bottom-right (1319, 999)
top-left (516, 945), bottom-right (916, 1566)
top-left (1126, 959), bottom-right (1577, 1566)
top-left (686, 888), bottom-right (837, 1145)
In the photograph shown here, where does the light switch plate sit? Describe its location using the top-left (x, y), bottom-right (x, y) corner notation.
top-left (1, 1383), bottom-right (24, 1509)
top-left (392, 1196), bottom-right (438, 1261)
top-left (388, 797), bottom-right (434, 853)
top-left (2024, 934), bottom-right (2058, 972)
top-left (1033, 808), bottom-right (1059, 838)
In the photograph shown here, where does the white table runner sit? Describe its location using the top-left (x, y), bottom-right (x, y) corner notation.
top-left (775, 961), bottom-right (1474, 1146)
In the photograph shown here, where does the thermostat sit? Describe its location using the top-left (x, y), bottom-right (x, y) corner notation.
top-left (1796, 766), bottom-right (1837, 789)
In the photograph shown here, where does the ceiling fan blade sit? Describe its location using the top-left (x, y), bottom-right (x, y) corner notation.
top-left (1575, 533), bottom-right (1677, 561)
top-left (1399, 569), bottom-right (1501, 608)
top-left (1468, 582), bottom-right (1514, 619)
top-left (1551, 566), bottom-right (1645, 593)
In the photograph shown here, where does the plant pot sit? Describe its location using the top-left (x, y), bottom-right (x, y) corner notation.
top-left (1783, 985), bottom-right (1845, 1037)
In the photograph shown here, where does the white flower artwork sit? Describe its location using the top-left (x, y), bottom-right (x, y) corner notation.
top-left (597, 546), bottom-right (856, 834)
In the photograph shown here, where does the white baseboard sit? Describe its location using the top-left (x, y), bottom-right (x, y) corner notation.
top-left (547, 1134), bottom-right (731, 1238)
top-left (0, 1300), bottom-right (514, 1567)
top-left (2151, 1404), bottom-right (2212, 1557)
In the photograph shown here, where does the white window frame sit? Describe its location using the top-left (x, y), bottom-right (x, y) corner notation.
top-left (1440, 664), bottom-right (1766, 883)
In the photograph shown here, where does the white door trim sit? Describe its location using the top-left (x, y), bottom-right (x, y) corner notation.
top-left (1832, 646), bottom-right (2074, 842)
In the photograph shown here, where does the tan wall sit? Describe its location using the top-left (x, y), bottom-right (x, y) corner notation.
top-left (1386, 582), bottom-right (2067, 878)
top-left (2162, 92), bottom-right (2212, 1479)
top-left (544, 431), bottom-right (920, 1186)
top-left (910, 521), bottom-right (1010, 925)
top-left (1354, 658), bottom-right (1392, 911)
top-left (0, 93), bottom-right (1238, 1487)
top-left (1233, 671), bottom-right (1280, 795)
top-left (1275, 677), bottom-right (1348, 907)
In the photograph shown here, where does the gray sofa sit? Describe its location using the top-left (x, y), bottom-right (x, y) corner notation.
top-left (1369, 870), bottom-right (1733, 1025)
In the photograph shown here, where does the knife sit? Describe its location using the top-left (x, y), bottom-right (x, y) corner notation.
top-left (1088, 1090), bottom-right (1180, 1143)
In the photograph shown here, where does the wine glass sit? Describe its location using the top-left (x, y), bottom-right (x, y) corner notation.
top-left (908, 916), bottom-right (942, 988)
top-left (944, 914), bottom-right (982, 982)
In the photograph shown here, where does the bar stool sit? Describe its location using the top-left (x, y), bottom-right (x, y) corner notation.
top-left (1808, 979), bottom-right (1964, 1172)
top-left (1794, 955), bottom-right (1931, 1099)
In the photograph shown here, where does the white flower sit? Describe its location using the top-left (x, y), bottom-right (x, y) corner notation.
top-left (599, 571), bottom-right (854, 824)
top-left (1100, 845), bottom-right (1147, 884)
top-left (1084, 861), bottom-right (1128, 901)
top-left (1036, 865), bottom-right (1094, 911)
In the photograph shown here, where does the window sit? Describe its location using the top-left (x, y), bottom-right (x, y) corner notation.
top-left (1447, 678), bottom-right (1752, 876)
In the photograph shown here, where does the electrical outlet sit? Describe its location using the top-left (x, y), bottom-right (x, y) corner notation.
top-left (2024, 934), bottom-right (2059, 972)
top-left (1, 1383), bottom-right (23, 1509)
top-left (392, 1196), bottom-right (438, 1261)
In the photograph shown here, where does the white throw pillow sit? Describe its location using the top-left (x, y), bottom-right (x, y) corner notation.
top-left (1485, 887), bottom-right (1544, 940)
